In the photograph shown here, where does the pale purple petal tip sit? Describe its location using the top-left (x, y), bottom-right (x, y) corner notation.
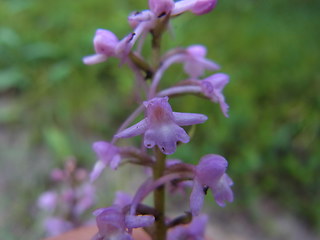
top-left (213, 174), bottom-right (234, 207)
top-left (191, 0), bottom-right (218, 15)
top-left (190, 180), bottom-right (205, 216)
top-left (201, 73), bottom-right (230, 117)
top-left (90, 161), bottom-right (106, 182)
top-left (173, 112), bottom-right (208, 126)
top-left (82, 54), bottom-right (107, 65)
top-left (115, 119), bottom-right (148, 139)
top-left (110, 155), bottom-right (122, 170)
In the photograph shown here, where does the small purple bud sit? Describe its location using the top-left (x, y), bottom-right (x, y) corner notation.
top-left (172, 0), bottom-right (217, 16)
top-left (149, 0), bottom-right (175, 17)
top-left (37, 191), bottom-right (58, 211)
top-left (83, 29), bottom-right (119, 65)
top-left (191, 0), bottom-right (218, 15)
top-left (50, 168), bottom-right (65, 181)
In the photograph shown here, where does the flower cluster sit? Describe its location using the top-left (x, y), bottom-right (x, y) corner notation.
top-left (81, 0), bottom-right (233, 239)
top-left (37, 158), bottom-right (96, 237)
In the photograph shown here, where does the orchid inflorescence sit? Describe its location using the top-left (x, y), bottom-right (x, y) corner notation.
top-left (83, 0), bottom-right (233, 239)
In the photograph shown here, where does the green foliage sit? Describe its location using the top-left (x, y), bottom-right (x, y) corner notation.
top-left (1, 0), bottom-right (319, 238)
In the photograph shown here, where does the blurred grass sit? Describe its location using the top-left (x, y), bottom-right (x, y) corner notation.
top-left (0, 0), bottom-right (319, 239)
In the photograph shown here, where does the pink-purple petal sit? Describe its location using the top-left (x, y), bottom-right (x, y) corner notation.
top-left (90, 161), bottom-right (106, 182)
top-left (212, 173), bottom-right (234, 207)
top-left (173, 112), bottom-right (208, 126)
top-left (196, 154), bottom-right (228, 186)
top-left (82, 54), bottom-right (108, 65)
top-left (191, 0), bottom-right (218, 15)
top-left (115, 119), bottom-right (148, 139)
top-left (190, 180), bottom-right (205, 216)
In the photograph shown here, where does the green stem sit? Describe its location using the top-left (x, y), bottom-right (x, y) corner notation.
top-left (153, 147), bottom-right (166, 240)
top-left (152, 33), bottom-right (161, 68)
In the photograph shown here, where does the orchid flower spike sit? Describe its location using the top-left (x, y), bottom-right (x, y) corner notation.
top-left (168, 214), bottom-right (208, 240)
top-left (172, 0), bottom-right (218, 16)
top-left (83, 29), bottom-right (119, 65)
top-left (200, 73), bottom-right (229, 117)
top-left (190, 154), bottom-right (233, 215)
top-left (115, 96), bottom-right (208, 155)
top-left (93, 206), bottom-right (154, 240)
top-left (149, 0), bottom-right (175, 17)
top-left (90, 141), bottom-right (121, 182)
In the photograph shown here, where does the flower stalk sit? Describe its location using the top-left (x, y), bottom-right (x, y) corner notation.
top-left (153, 147), bottom-right (167, 240)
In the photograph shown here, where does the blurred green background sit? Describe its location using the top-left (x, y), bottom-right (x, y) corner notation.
top-left (0, 0), bottom-right (319, 239)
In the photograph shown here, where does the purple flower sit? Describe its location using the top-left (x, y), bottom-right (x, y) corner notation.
top-left (184, 45), bottom-right (220, 78)
top-left (200, 73), bottom-right (229, 117)
top-left (90, 141), bottom-right (121, 182)
top-left (149, 0), bottom-right (175, 17)
top-left (190, 154), bottom-right (233, 215)
top-left (172, 0), bottom-right (218, 16)
top-left (191, 0), bottom-right (218, 15)
top-left (115, 97), bottom-right (208, 155)
top-left (93, 207), bottom-right (132, 240)
top-left (167, 214), bottom-right (208, 240)
top-left (83, 29), bottom-right (119, 65)
top-left (93, 206), bottom-right (154, 240)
